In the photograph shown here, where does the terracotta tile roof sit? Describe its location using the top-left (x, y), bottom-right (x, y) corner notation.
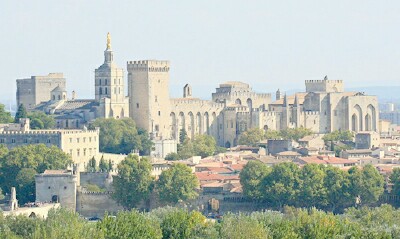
top-left (195, 172), bottom-right (240, 182)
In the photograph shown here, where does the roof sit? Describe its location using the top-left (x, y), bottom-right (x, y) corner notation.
top-left (42, 170), bottom-right (71, 175)
top-left (51, 85), bottom-right (66, 92)
top-left (56, 100), bottom-right (98, 110)
top-left (195, 172), bottom-right (240, 182)
top-left (271, 92), bottom-right (307, 105)
top-left (277, 151), bottom-right (301, 156)
top-left (297, 156), bottom-right (358, 165)
top-left (344, 149), bottom-right (372, 154)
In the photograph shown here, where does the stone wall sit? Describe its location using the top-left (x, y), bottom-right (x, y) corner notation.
top-left (76, 191), bottom-right (123, 218)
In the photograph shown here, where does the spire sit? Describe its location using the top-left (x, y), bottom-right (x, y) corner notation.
top-left (294, 94), bottom-right (299, 106)
top-left (106, 32), bottom-right (111, 50)
top-left (276, 89), bottom-right (281, 100)
top-left (283, 94), bottom-right (288, 107)
top-left (104, 32), bottom-right (114, 63)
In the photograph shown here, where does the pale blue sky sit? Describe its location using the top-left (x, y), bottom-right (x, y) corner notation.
top-left (1, 0), bottom-right (400, 103)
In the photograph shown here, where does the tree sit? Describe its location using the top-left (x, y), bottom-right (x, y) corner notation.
top-left (108, 159), bottom-right (113, 172)
top-left (0, 103), bottom-right (13, 123)
top-left (262, 162), bottom-right (301, 208)
top-left (280, 127), bottom-right (313, 141)
top-left (0, 144), bottom-right (72, 203)
top-left (165, 152), bottom-right (180, 161)
top-left (27, 111), bottom-right (55, 129)
top-left (14, 104), bottom-right (27, 123)
top-left (192, 134), bottom-right (217, 158)
top-left (112, 154), bottom-right (153, 209)
top-left (240, 161), bottom-right (271, 200)
top-left (179, 128), bottom-right (188, 144)
top-left (86, 157), bottom-right (97, 172)
top-left (97, 210), bottom-right (162, 239)
top-left (297, 164), bottom-right (327, 208)
top-left (238, 128), bottom-right (265, 146)
top-left (265, 129), bottom-right (281, 139)
top-left (157, 163), bottom-right (199, 204)
top-left (390, 168), bottom-right (400, 195)
top-left (177, 139), bottom-right (194, 160)
top-left (157, 208), bottom-right (207, 239)
top-left (90, 118), bottom-right (153, 155)
top-left (324, 166), bottom-right (352, 211)
top-left (349, 165), bottom-right (384, 206)
top-left (219, 213), bottom-right (269, 239)
top-left (323, 130), bottom-right (353, 142)
top-left (98, 156), bottom-right (108, 172)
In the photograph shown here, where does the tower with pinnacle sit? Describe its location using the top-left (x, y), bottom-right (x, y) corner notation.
top-left (95, 33), bottom-right (129, 118)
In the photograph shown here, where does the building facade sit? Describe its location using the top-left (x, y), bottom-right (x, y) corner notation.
top-left (16, 73), bottom-right (66, 110)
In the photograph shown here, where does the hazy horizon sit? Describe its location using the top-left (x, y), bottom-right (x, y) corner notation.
top-left (2, 1), bottom-right (400, 104)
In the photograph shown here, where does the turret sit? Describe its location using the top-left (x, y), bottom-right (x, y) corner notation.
top-left (276, 89), bottom-right (281, 101)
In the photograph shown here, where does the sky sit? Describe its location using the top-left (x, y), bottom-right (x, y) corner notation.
top-left (1, 0), bottom-right (400, 104)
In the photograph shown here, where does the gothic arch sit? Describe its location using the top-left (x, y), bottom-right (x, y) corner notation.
top-left (211, 112), bottom-right (217, 136)
top-left (196, 112), bottom-right (202, 135)
top-left (351, 114), bottom-right (358, 132)
top-left (170, 112), bottom-right (177, 139)
top-left (247, 98), bottom-right (253, 110)
top-left (188, 112), bottom-right (194, 139)
top-left (178, 112), bottom-right (185, 134)
top-left (204, 112), bottom-right (210, 135)
top-left (365, 114), bottom-right (372, 131)
top-left (235, 99), bottom-right (242, 105)
top-left (367, 104), bottom-right (376, 131)
top-left (353, 104), bottom-right (363, 132)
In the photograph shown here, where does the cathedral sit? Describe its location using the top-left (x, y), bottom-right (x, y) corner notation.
top-left (18, 34), bottom-right (379, 147)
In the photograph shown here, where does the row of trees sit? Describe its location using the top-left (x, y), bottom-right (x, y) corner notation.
top-left (0, 144), bottom-right (72, 204)
top-left (89, 118), bottom-right (153, 155)
top-left (2, 205), bottom-right (400, 238)
top-left (0, 103), bottom-right (55, 129)
top-left (113, 154), bottom-right (198, 209)
top-left (166, 129), bottom-right (226, 160)
top-left (240, 161), bottom-right (385, 212)
top-left (238, 127), bottom-right (313, 146)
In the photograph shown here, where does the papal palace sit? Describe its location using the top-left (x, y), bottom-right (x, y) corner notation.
top-left (16, 33), bottom-right (378, 148)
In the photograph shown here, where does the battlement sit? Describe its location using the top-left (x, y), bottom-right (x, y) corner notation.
top-left (171, 98), bottom-right (224, 108)
top-left (301, 111), bottom-right (320, 116)
top-left (305, 80), bottom-right (343, 84)
top-left (0, 128), bottom-right (99, 135)
top-left (263, 111), bottom-right (277, 117)
top-left (127, 60), bottom-right (170, 72)
top-left (224, 106), bottom-right (248, 112)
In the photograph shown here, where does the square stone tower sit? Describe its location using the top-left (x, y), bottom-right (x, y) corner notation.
top-left (127, 60), bottom-right (171, 139)
top-left (95, 33), bottom-right (128, 118)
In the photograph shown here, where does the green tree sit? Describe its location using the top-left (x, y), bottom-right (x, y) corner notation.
top-left (112, 154), bottom-right (153, 209)
top-left (27, 111), bottom-right (55, 129)
top-left (156, 208), bottom-right (207, 239)
top-left (0, 103), bottom-right (13, 123)
top-left (192, 134), bottom-right (217, 158)
top-left (324, 166), bottom-right (352, 211)
top-left (165, 152), bottom-right (180, 161)
top-left (262, 162), bottom-right (301, 208)
top-left (297, 164), bottom-right (327, 208)
top-left (157, 163), bottom-right (199, 204)
top-left (240, 161), bottom-right (271, 200)
top-left (219, 213), bottom-right (269, 239)
top-left (264, 129), bottom-right (281, 139)
top-left (349, 165), bottom-right (384, 205)
top-left (90, 118), bottom-right (153, 155)
top-left (108, 159), bottom-right (113, 172)
top-left (179, 128), bottom-right (188, 144)
top-left (177, 139), bottom-right (194, 160)
top-left (14, 104), bottom-right (27, 123)
top-left (390, 168), bottom-right (400, 195)
top-left (238, 128), bottom-right (265, 146)
top-left (98, 156), bottom-right (108, 172)
top-left (86, 157), bottom-right (97, 172)
top-left (322, 130), bottom-right (353, 142)
top-left (0, 144), bottom-right (72, 204)
top-left (280, 127), bottom-right (313, 141)
top-left (97, 210), bottom-right (162, 239)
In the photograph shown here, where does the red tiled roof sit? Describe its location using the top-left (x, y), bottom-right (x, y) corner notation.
top-left (195, 172), bottom-right (240, 182)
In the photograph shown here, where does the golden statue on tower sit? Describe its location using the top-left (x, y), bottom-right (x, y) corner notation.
top-left (106, 32), bottom-right (111, 49)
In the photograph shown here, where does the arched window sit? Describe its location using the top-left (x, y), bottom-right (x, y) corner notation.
top-left (105, 87), bottom-right (108, 94)
top-left (105, 79), bottom-right (108, 85)
top-left (99, 87), bottom-right (103, 95)
top-left (99, 79), bottom-right (102, 85)
top-left (58, 95), bottom-right (61, 100)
